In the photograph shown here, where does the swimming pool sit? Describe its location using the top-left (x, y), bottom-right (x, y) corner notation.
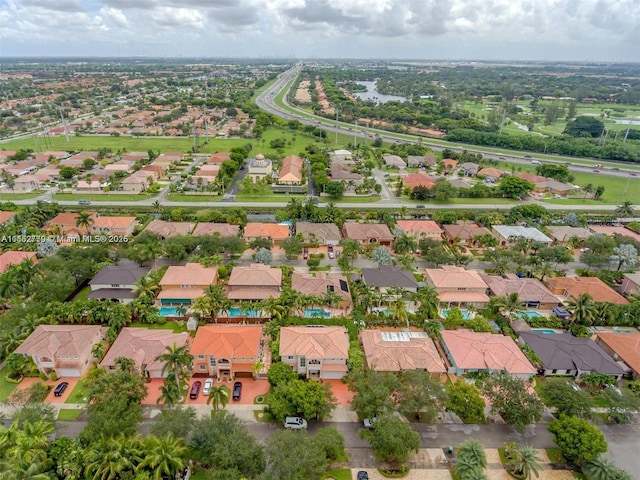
top-left (532, 328), bottom-right (560, 334)
top-left (228, 307), bottom-right (262, 318)
top-left (159, 307), bottom-right (182, 317)
top-left (519, 311), bottom-right (543, 319)
top-left (441, 309), bottom-right (472, 320)
top-left (304, 308), bottom-right (331, 318)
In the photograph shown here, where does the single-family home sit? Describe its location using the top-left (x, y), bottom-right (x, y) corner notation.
top-left (545, 276), bottom-right (629, 305)
top-left (459, 162), bottom-right (479, 176)
top-left (441, 158), bottom-right (458, 172)
top-left (492, 225), bottom-right (553, 246)
top-left (395, 220), bottom-right (443, 241)
top-left (330, 164), bottom-right (363, 184)
top-left (120, 171), bottom-right (150, 192)
top-left (74, 180), bottom-right (102, 192)
top-left (278, 155), bottom-right (304, 185)
top-left (295, 222), bottom-right (342, 246)
top-left (243, 222), bottom-right (290, 245)
top-left (13, 175), bottom-right (40, 192)
top-left (291, 272), bottom-right (352, 316)
top-left (620, 272), bottom-right (640, 297)
top-left (383, 154), bottom-right (406, 169)
top-left (90, 216), bottom-right (138, 237)
top-left (227, 264), bottom-right (282, 301)
top-left (442, 223), bottom-right (492, 246)
top-left (247, 154), bottom-right (272, 183)
top-left (46, 212), bottom-right (97, 236)
top-left (359, 265), bottom-right (419, 295)
top-left (14, 325), bottom-right (107, 377)
top-left (546, 226), bottom-right (592, 245)
top-left (533, 180), bottom-right (579, 196)
top-left (192, 223), bottom-right (240, 237)
top-left (143, 220), bottom-right (194, 239)
top-left (588, 225), bottom-right (640, 243)
top-left (360, 329), bottom-right (446, 374)
top-left (519, 332), bottom-right (625, 380)
top-left (481, 274), bottom-right (559, 310)
top-left (190, 325), bottom-right (263, 379)
top-left (342, 222), bottom-right (394, 246)
top-left (424, 266), bottom-right (490, 308)
top-left (0, 211), bottom-right (16, 225)
top-left (402, 173), bottom-right (435, 190)
top-left (206, 152), bottom-right (231, 164)
top-left (441, 329), bottom-right (536, 379)
top-left (595, 331), bottom-right (640, 380)
top-left (477, 167), bottom-right (504, 179)
top-left (100, 328), bottom-right (189, 378)
top-left (0, 251), bottom-right (38, 274)
top-left (158, 263), bottom-right (218, 305)
top-left (280, 326), bottom-right (349, 379)
top-left (516, 173), bottom-right (547, 184)
top-left (88, 261), bottom-right (149, 304)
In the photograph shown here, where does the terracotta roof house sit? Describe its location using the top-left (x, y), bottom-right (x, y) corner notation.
top-left (280, 326), bottom-right (349, 379)
top-left (441, 329), bottom-right (536, 379)
top-left (74, 180), bottom-right (102, 192)
top-left (459, 162), bottom-right (479, 176)
top-left (15, 325), bottom-right (107, 377)
top-left (545, 276), bottom-right (629, 305)
top-left (534, 180), bottom-right (579, 195)
top-left (477, 167), bottom-right (504, 179)
top-left (144, 220), bottom-right (194, 239)
top-left (441, 158), bottom-right (458, 172)
top-left (402, 173), bottom-right (435, 190)
top-left (206, 152), bottom-right (231, 164)
top-left (588, 225), bottom-right (640, 243)
top-left (547, 226), bottom-right (592, 244)
top-left (481, 274), bottom-right (559, 310)
top-left (243, 222), bottom-right (290, 245)
top-left (88, 261), bottom-right (149, 304)
top-left (395, 220), bottom-right (443, 240)
top-left (443, 223), bottom-right (492, 246)
top-left (425, 266), bottom-right (490, 308)
top-left (291, 272), bottom-right (352, 316)
top-left (620, 272), bottom-right (640, 296)
top-left (227, 264), bottom-right (282, 301)
top-left (519, 332), bottom-right (625, 380)
top-left (342, 222), bottom-right (394, 246)
top-left (295, 222), bottom-right (342, 245)
top-left (0, 211), bottom-right (16, 225)
top-left (0, 251), bottom-right (38, 274)
top-left (278, 155), bottom-right (304, 184)
top-left (192, 223), bottom-right (240, 237)
top-left (100, 328), bottom-right (189, 378)
top-left (120, 171), bottom-right (150, 193)
top-left (90, 216), bottom-right (138, 236)
top-left (492, 225), bottom-right (552, 245)
top-left (191, 325), bottom-right (263, 379)
top-left (360, 265), bottom-right (419, 294)
top-left (596, 331), bottom-right (640, 379)
top-left (32, 168), bottom-right (61, 183)
top-left (517, 172), bottom-right (546, 184)
top-left (158, 263), bottom-right (218, 305)
top-left (330, 164), bottom-right (363, 183)
top-left (13, 175), bottom-right (40, 193)
top-left (360, 329), bottom-right (446, 374)
top-left (383, 154), bottom-right (407, 169)
top-left (46, 212), bottom-right (97, 235)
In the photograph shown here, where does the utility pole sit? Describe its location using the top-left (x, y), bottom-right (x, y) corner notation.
top-left (335, 107), bottom-right (338, 145)
top-left (623, 121), bottom-right (631, 143)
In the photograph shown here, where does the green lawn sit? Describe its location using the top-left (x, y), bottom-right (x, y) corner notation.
top-left (129, 321), bottom-right (187, 333)
top-left (54, 193), bottom-right (154, 202)
top-left (0, 191), bottom-right (46, 200)
top-left (235, 194), bottom-right (291, 202)
top-left (166, 193), bottom-right (222, 202)
top-left (72, 285), bottom-right (91, 302)
top-left (322, 469), bottom-right (352, 480)
top-left (0, 366), bottom-right (19, 402)
top-left (336, 195), bottom-right (381, 203)
top-left (57, 408), bottom-right (83, 421)
top-left (65, 379), bottom-right (90, 404)
top-left (554, 171), bottom-right (640, 204)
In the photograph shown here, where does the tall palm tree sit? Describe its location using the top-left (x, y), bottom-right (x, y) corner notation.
top-left (157, 381), bottom-right (181, 407)
top-left (566, 293), bottom-right (597, 325)
top-left (207, 385), bottom-right (231, 411)
top-left (76, 210), bottom-right (94, 234)
top-left (252, 360), bottom-right (265, 380)
top-left (391, 297), bottom-right (409, 328)
top-left (534, 261), bottom-right (555, 282)
top-left (156, 343), bottom-right (193, 394)
top-left (582, 456), bottom-right (632, 480)
top-left (85, 435), bottom-right (142, 480)
top-left (592, 302), bottom-right (616, 326)
top-left (137, 435), bottom-right (188, 480)
top-left (615, 201), bottom-right (635, 217)
top-left (133, 274), bottom-right (160, 304)
top-left (392, 233), bottom-right (417, 255)
top-left (494, 292), bottom-right (525, 320)
top-left (138, 239), bottom-right (163, 268)
top-left (415, 286), bottom-right (440, 319)
top-left (506, 444), bottom-right (542, 479)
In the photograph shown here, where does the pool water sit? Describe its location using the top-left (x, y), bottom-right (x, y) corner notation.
top-left (159, 307), bottom-right (182, 317)
top-left (304, 308), bottom-right (331, 318)
top-left (532, 328), bottom-right (559, 334)
top-left (441, 309), bottom-right (472, 320)
top-left (520, 311), bottom-right (542, 319)
top-left (228, 307), bottom-right (262, 318)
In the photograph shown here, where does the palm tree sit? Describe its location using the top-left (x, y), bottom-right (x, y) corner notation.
top-left (133, 274), bottom-right (160, 304)
top-left (252, 360), bottom-right (265, 381)
top-left (615, 201), bottom-right (635, 217)
top-left (85, 435), bottom-right (142, 480)
top-left (392, 233), bottom-right (417, 255)
top-left (137, 435), bottom-right (188, 480)
top-left (138, 239), bottom-right (163, 268)
top-left (341, 238), bottom-right (362, 266)
top-left (76, 210), bottom-right (94, 234)
top-left (506, 444), bottom-right (542, 479)
top-left (391, 297), bottom-right (409, 328)
top-left (415, 286), bottom-right (440, 319)
top-left (207, 384), bottom-right (231, 411)
top-left (582, 456), bottom-right (632, 480)
top-left (156, 343), bottom-right (193, 394)
top-left (592, 302), bottom-right (616, 326)
top-left (494, 292), bottom-right (525, 320)
top-left (157, 381), bottom-right (181, 407)
top-left (533, 261), bottom-right (555, 282)
top-left (566, 293), bottom-right (597, 325)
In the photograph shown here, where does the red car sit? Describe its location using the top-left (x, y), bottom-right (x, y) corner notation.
top-left (303, 247), bottom-right (309, 259)
top-left (631, 173), bottom-right (638, 177)
top-left (593, 169), bottom-right (600, 173)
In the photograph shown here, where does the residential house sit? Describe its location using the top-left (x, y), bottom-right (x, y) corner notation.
top-left (383, 154), bottom-right (406, 169)
top-left (90, 216), bottom-right (138, 237)
top-left (424, 266), bottom-right (490, 308)
top-left (206, 152), bottom-right (231, 164)
top-left (88, 261), bottom-right (149, 304)
top-left (546, 226), bottom-right (592, 245)
top-left (46, 212), bottom-right (97, 236)
top-left (291, 272), bottom-right (352, 316)
top-left (441, 329), bottom-right (536, 379)
top-left (620, 273), bottom-right (640, 296)
top-left (481, 274), bottom-right (559, 310)
top-left (0, 211), bottom-right (16, 225)
top-left (360, 329), bottom-right (446, 374)
top-left (395, 220), bottom-right (443, 241)
top-left (191, 325), bottom-right (263, 379)
top-left (278, 155), bottom-right (304, 185)
top-left (158, 263), bottom-right (218, 305)
top-left (519, 332), bottom-right (625, 380)
top-left (0, 251), bottom-right (38, 274)
top-left (227, 263), bottom-right (282, 301)
top-left (360, 265), bottom-right (419, 295)
top-left (342, 222), bottom-right (394, 246)
top-left (295, 222), bottom-right (342, 246)
top-left (247, 154), bottom-right (272, 183)
top-left (13, 175), bottom-right (40, 192)
top-left (402, 173), bottom-right (435, 190)
top-left (588, 225), bottom-right (640, 243)
top-left (243, 222), bottom-right (290, 245)
top-left (100, 328), bottom-right (189, 378)
top-left (492, 225), bottom-right (553, 246)
top-left (477, 167), bottom-right (504, 179)
top-left (74, 180), bottom-right (102, 192)
top-left (120, 171), bottom-right (150, 193)
top-left (546, 276), bottom-right (629, 305)
top-left (596, 331), bottom-right (640, 379)
top-left (144, 220), bottom-right (194, 239)
top-left (443, 223), bottom-right (492, 246)
top-left (192, 223), bottom-right (240, 237)
top-left (533, 180), bottom-right (579, 196)
top-left (516, 172), bottom-right (547, 184)
top-left (14, 325), bottom-right (107, 377)
top-left (330, 164), bottom-right (363, 184)
top-left (280, 326), bottom-right (349, 379)
top-left (34, 167), bottom-right (61, 183)
top-left (459, 162), bottom-right (479, 176)
top-left (331, 149), bottom-right (352, 162)
top-left (441, 158), bottom-right (458, 172)
top-left (406, 155), bottom-right (426, 168)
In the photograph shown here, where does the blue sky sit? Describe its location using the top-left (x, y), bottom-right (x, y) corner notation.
top-left (1, 0), bottom-right (638, 61)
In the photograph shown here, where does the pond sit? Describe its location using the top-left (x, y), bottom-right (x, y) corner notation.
top-left (353, 81), bottom-right (408, 104)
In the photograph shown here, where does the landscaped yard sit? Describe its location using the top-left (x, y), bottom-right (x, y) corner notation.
top-left (322, 469), bottom-right (352, 480)
top-left (0, 366), bottom-right (18, 401)
top-left (65, 378), bottom-right (90, 404)
top-left (57, 408), bottom-right (83, 421)
top-left (129, 321), bottom-right (188, 333)
top-left (54, 193), bottom-right (154, 202)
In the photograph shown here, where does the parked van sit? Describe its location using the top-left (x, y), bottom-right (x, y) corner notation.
top-left (531, 160), bottom-right (541, 165)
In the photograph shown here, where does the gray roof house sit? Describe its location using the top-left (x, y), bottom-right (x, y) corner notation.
top-left (382, 154), bottom-right (407, 169)
top-left (295, 222), bottom-right (342, 245)
top-left (519, 332), bottom-right (626, 380)
top-left (359, 265), bottom-right (419, 293)
top-left (88, 262), bottom-right (149, 304)
top-left (459, 162), bottom-right (480, 176)
top-left (492, 225), bottom-right (553, 245)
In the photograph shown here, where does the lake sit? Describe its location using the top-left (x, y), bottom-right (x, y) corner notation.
top-left (353, 81), bottom-right (408, 104)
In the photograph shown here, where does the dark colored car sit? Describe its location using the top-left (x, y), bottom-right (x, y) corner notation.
top-left (54, 382), bottom-right (69, 397)
top-left (327, 244), bottom-right (334, 259)
top-left (357, 472), bottom-right (369, 480)
top-left (189, 381), bottom-right (202, 399)
top-left (303, 247), bottom-right (309, 260)
top-left (232, 381), bottom-right (242, 401)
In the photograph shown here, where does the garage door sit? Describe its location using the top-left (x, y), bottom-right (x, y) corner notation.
top-left (58, 369), bottom-right (80, 377)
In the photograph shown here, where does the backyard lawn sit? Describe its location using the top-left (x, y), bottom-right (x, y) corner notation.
top-left (0, 366), bottom-right (18, 402)
top-left (65, 379), bottom-right (90, 404)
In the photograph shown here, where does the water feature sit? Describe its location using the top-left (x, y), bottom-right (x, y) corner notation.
top-left (227, 307), bottom-right (262, 318)
top-left (159, 307), bottom-right (182, 317)
top-left (532, 328), bottom-right (561, 334)
top-left (353, 81), bottom-right (408, 104)
top-left (304, 308), bottom-right (331, 319)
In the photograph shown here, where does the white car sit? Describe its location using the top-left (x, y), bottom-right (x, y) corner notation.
top-left (203, 378), bottom-right (214, 396)
top-left (284, 416), bottom-right (307, 429)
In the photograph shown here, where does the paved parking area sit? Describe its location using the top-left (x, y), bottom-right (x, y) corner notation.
top-left (12, 376), bottom-right (80, 404)
top-left (350, 469), bottom-right (452, 480)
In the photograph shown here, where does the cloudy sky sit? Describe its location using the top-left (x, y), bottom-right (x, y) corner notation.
top-left (1, 0), bottom-right (638, 61)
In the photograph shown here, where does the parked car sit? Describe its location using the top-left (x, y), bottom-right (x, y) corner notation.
top-left (363, 417), bottom-right (377, 429)
top-left (203, 378), bottom-right (213, 396)
top-left (189, 381), bottom-right (202, 399)
top-left (593, 169), bottom-right (600, 173)
top-left (632, 173), bottom-right (638, 176)
top-left (232, 381), bottom-right (242, 401)
top-left (78, 200), bottom-right (91, 205)
top-left (303, 247), bottom-right (309, 260)
top-left (416, 204), bottom-right (425, 209)
top-left (53, 381), bottom-right (69, 397)
top-left (283, 416), bottom-right (307, 429)
top-left (357, 472), bottom-right (369, 480)
top-left (327, 244), bottom-right (334, 259)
